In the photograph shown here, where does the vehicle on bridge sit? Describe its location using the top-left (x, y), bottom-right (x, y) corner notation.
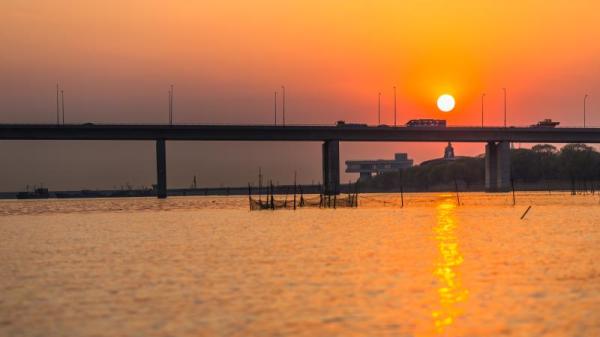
top-left (336, 120), bottom-right (368, 128)
top-left (406, 119), bottom-right (447, 127)
top-left (530, 119), bottom-right (560, 128)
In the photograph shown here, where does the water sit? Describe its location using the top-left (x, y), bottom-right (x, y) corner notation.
top-left (1, 193), bottom-right (599, 337)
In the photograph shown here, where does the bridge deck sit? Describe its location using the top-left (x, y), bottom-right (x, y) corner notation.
top-left (1, 124), bottom-right (600, 143)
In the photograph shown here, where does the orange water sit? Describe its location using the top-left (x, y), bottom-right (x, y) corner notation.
top-left (1, 193), bottom-right (599, 336)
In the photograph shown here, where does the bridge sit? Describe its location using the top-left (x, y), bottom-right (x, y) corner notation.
top-left (2, 123), bottom-right (600, 198)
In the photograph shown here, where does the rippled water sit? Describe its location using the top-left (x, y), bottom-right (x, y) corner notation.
top-left (1, 193), bottom-right (599, 337)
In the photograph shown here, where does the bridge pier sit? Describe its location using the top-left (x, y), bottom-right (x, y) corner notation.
top-left (322, 140), bottom-right (340, 195)
top-left (156, 139), bottom-right (167, 198)
top-left (485, 141), bottom-right (510, 192)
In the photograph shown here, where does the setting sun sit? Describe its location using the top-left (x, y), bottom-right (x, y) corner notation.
top-left (437, 94), bottom-right (455, 112)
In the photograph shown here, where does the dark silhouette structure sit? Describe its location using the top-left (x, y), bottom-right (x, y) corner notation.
top-left (346, 153), bottom-right (413, 180)
top-left (2, 123), bottom-right (600, 197)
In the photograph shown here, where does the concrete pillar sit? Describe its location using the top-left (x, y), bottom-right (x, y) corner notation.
top-left (156, 139), bottom-right (167, 199)
top-left (496, 141), bottom-right (511, 191)
top-left (322, 140), bottom-right (340, 195)
top-left (485, 142), bottom-right (497, 191)
top-left (485, 141), bottom-right (511, 192)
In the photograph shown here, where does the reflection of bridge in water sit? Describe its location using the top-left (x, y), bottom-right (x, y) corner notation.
top-left (2, 124), bottom-right (600, 198)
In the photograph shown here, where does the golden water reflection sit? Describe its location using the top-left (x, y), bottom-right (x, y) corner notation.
top-left (431, 196), bottom-right (468, 334)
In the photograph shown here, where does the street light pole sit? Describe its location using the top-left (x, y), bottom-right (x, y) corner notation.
top-left (584, 94), bottom-right (589, 128)
top-left (502, 88), bottom-right (507, 127)
top-left (170, 84), bottom-right (174, 125)
top-left (281, 85), bottom-right (286, 126)
top-left (56, 84), bottom-right (60, 125)
top-left (61, 90), bottom-right (65, 125)
top-left (481, 93), bottom-right (485, 127)
top-left (393, 86), bottom-right (397, 127)
top-left (378, 92), bottom-right (381, 125)
top-left (274, 91), bottom-right (277, 125)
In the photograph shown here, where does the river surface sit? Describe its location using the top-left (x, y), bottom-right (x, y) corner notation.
top-left (1, 192), bottom-right (599, 337)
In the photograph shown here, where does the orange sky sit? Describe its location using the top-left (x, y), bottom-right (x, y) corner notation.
top-left (1, 1), bottom-right (600, 189)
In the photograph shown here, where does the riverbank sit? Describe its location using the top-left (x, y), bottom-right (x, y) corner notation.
top-left (0, 179), bottom-right (593, 200)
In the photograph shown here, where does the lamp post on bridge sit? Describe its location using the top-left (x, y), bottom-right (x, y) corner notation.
top-left (168, 85), bottom-right (174, 125)
top-left (61, 90), bottom-right (65, 125)
top-left (393, 86), bottom-right (397, 127)
top-left (56, 84), bottom-right (60, 125)
top-left (281, 85), bottom-right (286, 126)
top-left (502, 88), bottom-right (507, 128)
top-left (274, 91), bottom-right (277, 125)
top-left (584, 94), bottom-right (589, 128)
top-left (481, 93), bottom-right (485, 127)
top-left (378, 92), bottom-right (381, 125)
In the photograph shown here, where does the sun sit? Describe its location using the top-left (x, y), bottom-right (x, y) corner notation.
top-left (437, 94), bottom-right (455, 112)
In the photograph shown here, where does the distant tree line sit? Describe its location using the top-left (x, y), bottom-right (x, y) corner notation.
top-left (359, 144), bottom-right (600, 191)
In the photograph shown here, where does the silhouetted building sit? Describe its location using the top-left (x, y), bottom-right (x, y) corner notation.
top-left (346, 153), bottom-right (413, 180)
top-left (421, 143), bottom-right (468, 166)
top-left (444, 142), bottom-right (455, 160)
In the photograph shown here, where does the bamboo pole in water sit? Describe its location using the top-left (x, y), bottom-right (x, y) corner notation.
top-left (354, 182), bottom-right (359, 208)
top-left (258, 167), bottom-right (262, 202)
top-left (520, 205), bottom-right (532, 220)
top-left (270, 181), bottom-right (274, 210)
top-left (293, 171), bottom-right (297, 210)
top-left (319, 184), bottom-right (323, 208)
top-left (248, 183), bottom-right (252, 211)
top-left (400, 184), bottom-right (404, 208)
top-left (347, 180), bottom-right (352, 207)
top-left (511, 179), bottom-right (516, 206)
top-left (454, 178), bottom-right (460, 206)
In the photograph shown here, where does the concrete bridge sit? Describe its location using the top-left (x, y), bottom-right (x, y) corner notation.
top-left (2, 123), bottom-right (600, 198)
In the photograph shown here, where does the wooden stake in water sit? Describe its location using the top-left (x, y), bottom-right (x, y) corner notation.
top-left (355, 182), bottom-right (359, 208)
top-left (248, 183), bottom-right (252, 211)
top-left (318, 184), bottom-right (322, 208)
top-left (348, 180), bottom-right (352, 207)
top-left (454, 178), bottom-right (460, 206)
top-left (511, 179), bottom-right (516, 206)
top-left (258, 167), bottom-right (262, 202)
top-left (400, 184), bottom-right (404, 208)
top-left (270, 181), bottom-right (275, 210)
top-left (520, 205), bottom-right (532, 220)
top-left (293, 171), bottom-right (297, 210)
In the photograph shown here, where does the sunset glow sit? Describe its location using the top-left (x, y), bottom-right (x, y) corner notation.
top-left (3, 1), bottom-right (600, 127)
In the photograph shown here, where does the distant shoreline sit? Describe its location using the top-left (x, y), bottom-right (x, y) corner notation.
top-left (0, 180), bottom-right (590, 200)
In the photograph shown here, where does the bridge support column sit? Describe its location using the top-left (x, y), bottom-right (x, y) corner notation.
top-left (322, 140), bottom-right (340, 195)
top-left (156, 139), bottom-right (167, 199)
top-left (485, 141), bottom-right (510, 192)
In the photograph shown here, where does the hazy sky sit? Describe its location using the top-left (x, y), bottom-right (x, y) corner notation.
top-left (1, 1), bottom-right (600, 191)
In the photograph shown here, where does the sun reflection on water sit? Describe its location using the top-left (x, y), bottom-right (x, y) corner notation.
top-left (430, 197), bottom-right (468, 334)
